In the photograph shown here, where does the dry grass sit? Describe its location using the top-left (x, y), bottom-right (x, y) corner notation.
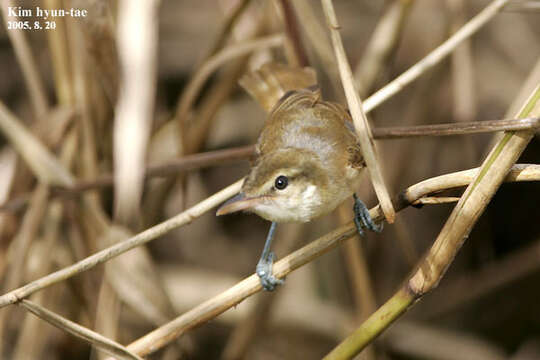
top-left (0, 1), bottom-right (539, 359)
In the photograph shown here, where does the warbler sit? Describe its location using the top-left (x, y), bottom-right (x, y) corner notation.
top-left (217, 63), bottom-right (382, 290)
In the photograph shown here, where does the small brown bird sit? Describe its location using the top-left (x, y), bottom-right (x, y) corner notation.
top-left (217, 63), bottom-right (381, 290)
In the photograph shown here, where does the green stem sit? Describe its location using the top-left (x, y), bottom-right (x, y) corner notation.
top-left (323, 288), bottom-right (415, 360)
top-left (323, 85), bottom-right (540, 360)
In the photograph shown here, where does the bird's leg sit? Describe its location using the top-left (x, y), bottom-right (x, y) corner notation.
top-left (256, 221), bottom-right (284, 291)
top-left (353, 193), bottom-right (383, 236)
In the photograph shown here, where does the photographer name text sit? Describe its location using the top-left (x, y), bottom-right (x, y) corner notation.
top-left (8, 6), bottom-right (87, 19)
top-left (6, 6), bottom-right (87, 30)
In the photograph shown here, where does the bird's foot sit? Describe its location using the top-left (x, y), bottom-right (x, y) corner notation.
top-left (353, 193), bottom-right (383, 236)
top-left (256, 251), bottom-right (284, 291)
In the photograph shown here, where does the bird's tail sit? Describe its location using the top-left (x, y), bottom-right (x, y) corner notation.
top-left (239, 63), bottom-right (317, 112)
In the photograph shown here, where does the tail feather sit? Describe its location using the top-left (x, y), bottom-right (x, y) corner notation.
top-left (239, 63), bottom-right (317, 112)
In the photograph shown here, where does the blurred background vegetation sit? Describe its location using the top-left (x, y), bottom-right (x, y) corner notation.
top-left (0, 0), bottom-right (539, 359)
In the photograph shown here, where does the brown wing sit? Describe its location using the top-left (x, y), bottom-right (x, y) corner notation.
top-left (341, 112), bottom-right (365, 169)
top-left (239, 63), bottom-right (317, 112)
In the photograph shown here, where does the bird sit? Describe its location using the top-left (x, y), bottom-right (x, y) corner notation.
top-left (217, 63), bottom-right (382, 291)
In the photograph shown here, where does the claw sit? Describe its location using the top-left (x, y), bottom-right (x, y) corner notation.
top-left (353, 194), bottom-right (383, 236)
top-left (256, 251), bottom-right (284, 291)
top-left (255, 222), bottom-right (285, 291)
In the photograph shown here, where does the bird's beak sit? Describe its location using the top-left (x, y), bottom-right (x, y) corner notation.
top-left (216, 192), bottom-right (266, 216)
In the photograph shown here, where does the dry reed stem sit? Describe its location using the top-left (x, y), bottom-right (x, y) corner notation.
top-left (155, 266), bottom-right (352, 340)
top-left (0, 160), bottom-right (537, 356)
top-left (419, 237), bottom-right (540, 319)
top-left (359, 68), bottom-right (442, 268)
top-left (446, 0), bottom-right (479, 169)
top-left (68, 145), bottom-right (254, 195)
top-left (183, 56), bottom-right (255, 155)
top-left (412, 196), bottom-right (462, 205)
top-left (174, 0), bottom-right (257, 163)
top-left (322, 0), bottom-right (396, 223)
top-left (92, 280), bottom-right (121, 360)
top-left (103, 226), bottom-right (177, 326)
top-left (402, 163), bottom-right (540, 202)
top-left (372, 117), bottom-right (540, 138)
top-left (0, 0), bottom-right (48, 117)
top-left (13, 289), bottom-right (57, 359)
top-left (34, 106), bottom-right (75, 149)
top-left (391, 216), bottom-right (419, 267)
top-left (484, 58), bottom-right (540, 158)
top-left (2, 185), bottom-right (49, 293)
top-left (174, 34), bottom-right (284, 136)
top-left (0, 149), bottom-right (16, 245)
top-left (171, 18), bottom-right (278, 210)
top-left (337, 204), bottom-right (377, 322)
top-left (76, 61), bottom-right (127, 358)
top-left (220, 225), bottom-right (304, 360)
top-left (506, 59), bottom-right (540, 118)
top-left (113, 0), bottom-right (160, 224)
top-left (354, 0), bottom-right (415, 96)
top-left (67, 15), bottom-right (104, 220)
top-left (3, 114), bottom-right (538, 213)
top-left (204, 0), bottom-right (253, 60)
top-left (220, 292), bottom-right (277, 360)
top-left (409, 86), bottom-right (540, 296)
top-left (188, 2), bottom-right (265, 146)
top-left (0, 3), bottom-right (528, 352)
top-left (0, 101), bottom-right (73, 186)
top-left (72, 0), bottom-right (118, 103)
top-left (362, 0), bottom-right (510, 113)
top-left (323, 85), bottom-right (540, 360)
top-left (168, 29), bottom-right (261, 213)
top-left (448, 0), bottom-right (477, 124)
top-left (19, 299), bottom-right (143, 360)
top-left (11, 139), bottom-right (244, 215)
top-left (0, 179), bottom-right (243, 307)
top-left (292, 0), bottom-right (341, 96)
top-left (146, 57), bottom-right (253, 223)
top-left (65, 217), bottom-right (99, 313)
top-left (337, 204), bottom-right (377, 360)
top-left (122, 224), bottom-right (361, 357)
top-left (44, 0), bottom-right (73, 106)
top-left (12, 201), bottom-right (63, 359)
top-left (0, 184), bottom-right (49, 351)
top-left (107, 163), bottom-right (540, 358)
top-left (277, 0), bottom-right (309, 67)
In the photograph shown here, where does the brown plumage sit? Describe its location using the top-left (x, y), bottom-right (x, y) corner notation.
top-left (238, 62), bottom-right (317, 112)
top-left (217, 63), bottom-right (365, 223)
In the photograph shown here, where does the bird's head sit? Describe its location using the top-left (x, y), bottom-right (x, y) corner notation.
top-left (216, 148), bottom-right (328, 223)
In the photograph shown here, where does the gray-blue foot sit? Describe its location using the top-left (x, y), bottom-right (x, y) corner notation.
top-left (353, 193), bottom-right (383, 236)
top-left (256, 251), bottom-right (284, 291)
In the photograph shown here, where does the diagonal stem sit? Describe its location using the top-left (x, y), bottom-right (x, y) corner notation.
top-left (323, 85), bottom-right (540, 360)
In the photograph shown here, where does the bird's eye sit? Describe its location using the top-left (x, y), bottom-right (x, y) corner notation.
top-left (274, 175), bottom-right (288, 190)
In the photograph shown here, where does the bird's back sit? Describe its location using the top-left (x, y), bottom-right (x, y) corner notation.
top-left (259, 90), bottom-right (358, 166)
top-left (241, 63), bottom-right (365, 188)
